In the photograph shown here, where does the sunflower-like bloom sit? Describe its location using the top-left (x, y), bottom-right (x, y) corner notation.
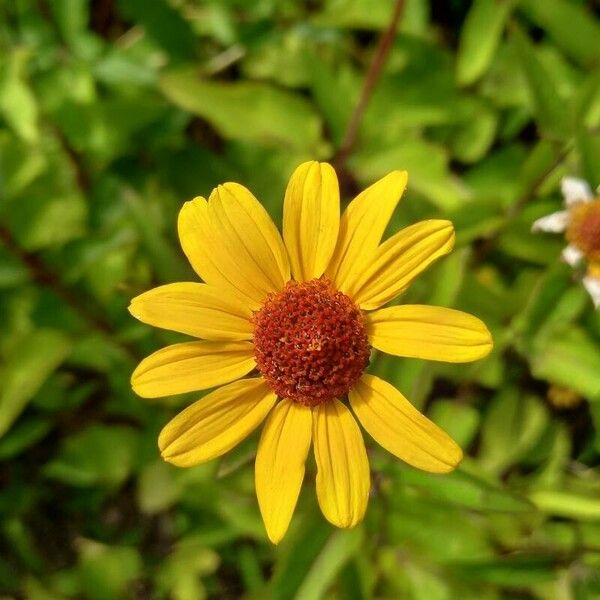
top-left (532, 176), bottom-right (600, 308)
top-left (129, 162), bottom-right (493, 543)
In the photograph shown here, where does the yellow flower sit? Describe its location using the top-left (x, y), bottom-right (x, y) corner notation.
top-left (129, 162), bottom-right (493, 543)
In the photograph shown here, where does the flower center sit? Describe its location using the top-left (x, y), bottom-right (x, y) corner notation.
top-left (567, 199), bottom-right (600, 263)
top-left (253, 278), bottom-right (370, 406)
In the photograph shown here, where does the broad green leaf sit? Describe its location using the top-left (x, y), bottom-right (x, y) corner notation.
top-left (517, 139), bottom-right (565, 200)
top-left (427, 248), bottom-right (469, 307)
top-left (519, 0), bottom-right (600, 68)
top-left (451, 555), bottom-right (558, 585)
top-left (456, 0), bottom-right (513, 86)
top-left (428, 399), bottom-right (480, 448)
top-left (479, 389), bottom-right (549, 473)
top-left (452, 203), bottom-right (505, 245)
top-left (159, 69), bottom-right (324, 153)
top-left (511, 27), bottom-right (569, 139)
top-left (313, 0), bottom-right (399, 29)
top-left (570, 71), bottom-right (600, 131)
top-left (511, 263), bottom-right (582, 347)
top-left (0, 417), bottom-right (52, 460)
top-left (267, 511), bottom-right (336, 600)
top-left (44, 425), bottom-right (141, 487)
top-left (398, 467), bottom-right (535, 514)
top-left (451, 103), bottom-right (498, 163)
top-left (154, 536), bottom-right (219, 600)
top-left (137, 460), bottom-right (184, 514)
top-left (386, 484), bottom-right (493, 561)
top-left (77, 541), bottom-right (142, 600)
top-left (122, 187), bottom-right (190, 284)
top-left (49, 0), bottom-right (89, 48)
top-left (0, 131), bottom-right (46, 199)
top-left (117, 0), bottom-right (197, 59)
top-left (308, 60), bottom-right (357, 146)
top-left (0, 330), bottom-right (71, 438)
top-left (529, 490), bottom-right (600, 521)
top-left (294, 527), bottom-right (364, 600)
top-left (350, 139), bottom-right (464, 209)
top-left (531, 327), bottom-right (600, 400)
top-left (578, 130), bottom-right (600, 189)
top-left (0, 49), bottom-right (39, 143)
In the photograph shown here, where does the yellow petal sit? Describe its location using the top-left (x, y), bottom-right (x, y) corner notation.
top-left (132, 341), bottom-right (256, 398)
top-left (366, 305), bottom-right (493, 363)
top-left (326, 170), bottom-right (408, 291)
top-left (159, 378), bottom-right (276, 467)
top-left (349, 220), bottom-right (455, 310)
top-left (178, 185), bottom-right (290, 308)
top-left (128, 282), bottom-right (254, 341)
top-left (283, 161), bottom-right (340, 281)
top-left (349, 375), bottom-right (462, 473)
top-left (313, 399), bottom-right (370, 528)
top-left (255, 400), bottom-right (312, 544)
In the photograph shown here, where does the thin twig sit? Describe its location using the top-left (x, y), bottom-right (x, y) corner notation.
top-left (334, 0), bottom-right (406, 172)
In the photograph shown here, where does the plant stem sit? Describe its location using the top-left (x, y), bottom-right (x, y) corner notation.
top-left (335, 0), bottom-right (406, 173)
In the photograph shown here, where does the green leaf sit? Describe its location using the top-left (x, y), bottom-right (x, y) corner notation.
top-left (350, 138), bottom-right (464, 210)
top-left (0, 417), bottom-right (52, 460)
top-left (0, 329), bottom-right (71, 438)
top-left (398, 467), bottom-right (535, 514)
top-left (570, 71), bottom-right (600, 131)
top-left (511, 27), bottom-right (569, 139)
top-left (578, 130), bottom-right (600, 189)
top-left (154, 536), bottom-right (219, 600)
top-left (267, 512), bottom-right (336, 600)
top-left (313, 0), bottom-right (400, 29)
top-left (123, 187), bottom-right (190, 284)
top-left (0, 49), bottom-right (39, 143)
top-left (137, 460), bottom-right (183, 514)
top-left (456, 0), bottom-right (513, 86)
top-left (531, 490), bottom-right (600, 521)
top-left (293, 527), bottom-right (364, 600)
top-left (44, 425), bottom-right (141, 487)
top-left (451, 555), bottom-right (558, 586)
top-left (49, 0), bottom-right (89, 48)
top-left (531, 327), bottom-right (600, 401)
top-left (117, 0), bottom-right (197, 60)
top-left (451, 102), bottom-right (498, 163)
top-left (519, 0), bottom-right (600, 68)
top-left (511, 263), bottom-right (582, 346)
top-left (0, 131), bottom-right (46, 199)
top-left (159, 68), bottom-right (324, 153)
top-left (479, 389), bottom-right (549, 473)
top-left (77, 540), bottom-right (142, 600)
top-left (428, 399), bottom-right (480, 449)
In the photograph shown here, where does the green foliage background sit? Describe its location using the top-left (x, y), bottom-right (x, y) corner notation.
top-left (1, 0), bottom-right (600, 598)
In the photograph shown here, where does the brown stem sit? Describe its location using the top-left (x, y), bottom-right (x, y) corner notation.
top-left (334, 0), bottom-right (406, 173)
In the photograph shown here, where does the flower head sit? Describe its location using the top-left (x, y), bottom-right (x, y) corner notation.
top-left (129, 161), bottom-right (493, 543)
top-left (532, 176), bottom-right (600, 308)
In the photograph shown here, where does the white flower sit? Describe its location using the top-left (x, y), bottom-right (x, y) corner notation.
top-left (532, 176), bottom-right (600, 309)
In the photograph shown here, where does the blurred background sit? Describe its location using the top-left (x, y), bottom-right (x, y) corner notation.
top-left (1, 0), bottom-right (600, 598)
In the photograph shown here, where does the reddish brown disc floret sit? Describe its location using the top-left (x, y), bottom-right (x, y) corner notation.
top-left (253, 278), bottom-right (370, 406)
top-left (567, 198), bottom-right (600, 264)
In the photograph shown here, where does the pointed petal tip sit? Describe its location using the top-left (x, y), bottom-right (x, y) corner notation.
top-left (266, 529), bottom-right (284, 545)
top-left (418, 439), bottom-right (463, 474)
top-left (480, 325), bottom-right (494, 358)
